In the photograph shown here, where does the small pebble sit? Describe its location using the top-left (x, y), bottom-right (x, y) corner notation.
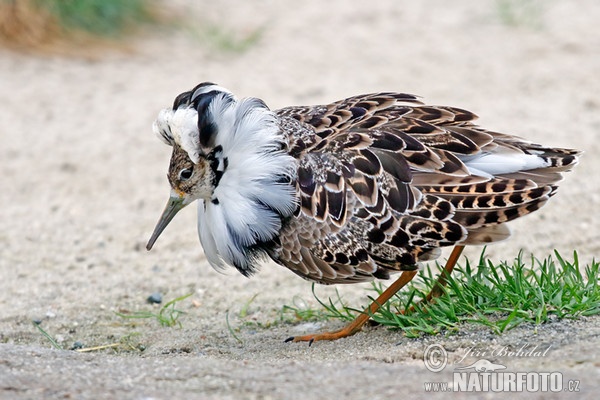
top-left (147, 292), bottom-right (163, 304)
top-left (71, 341), bottom-right (84, 350)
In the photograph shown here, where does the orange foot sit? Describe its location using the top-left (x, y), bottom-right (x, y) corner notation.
top-left (285, 270), bottom-right (418, 345)
top-left (284, 323), bottom-right (365, 346)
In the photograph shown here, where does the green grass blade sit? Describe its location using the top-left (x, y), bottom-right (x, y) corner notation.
top-left (292, 249), bottom-right (599, 338)
top-left (33, 321), bottom-right (63, 350)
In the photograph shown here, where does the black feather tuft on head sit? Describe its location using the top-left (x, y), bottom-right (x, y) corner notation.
top-left (172, 90), bottom-right (192, 109)
top-left (192, 90), bottom-right (235, 148)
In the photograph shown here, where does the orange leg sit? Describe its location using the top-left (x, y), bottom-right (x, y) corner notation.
top-left (286, 269), bottom-right (418, 345)
top-left (404, 245), bottom-right (465, 314)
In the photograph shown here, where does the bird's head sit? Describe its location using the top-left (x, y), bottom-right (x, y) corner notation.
top-left (145, 145), bottom-right (215, 251)
top-left (145, 82), bottom-right (297, 273)
top-left (146, 82), bottom-right (232, 250)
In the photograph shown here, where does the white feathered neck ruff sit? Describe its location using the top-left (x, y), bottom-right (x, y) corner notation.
top-left (154, 86), bottom-right (297, 274)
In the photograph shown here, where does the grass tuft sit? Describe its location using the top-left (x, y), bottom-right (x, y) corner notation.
top-left (187, 22), bottom-right (264, 54)
top-left (290, 250), bottom-right (599, 338)
top-left (0, 0), bottom-right (159, 53)
top-left (494, 0), bottom-right (547, 29)
top-left (115, 292), bottom-right (193, 328)
top-left (41, 0), bottom-right (154, 38)
top-left (280, 291), bottom-right (339, 323)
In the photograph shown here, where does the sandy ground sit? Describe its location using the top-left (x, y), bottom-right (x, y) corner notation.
top-left (1, 1), bottom-right (599, 399)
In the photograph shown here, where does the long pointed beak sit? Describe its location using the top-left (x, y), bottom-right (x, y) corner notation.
top-left (146, 194), bottom-right (188, 251)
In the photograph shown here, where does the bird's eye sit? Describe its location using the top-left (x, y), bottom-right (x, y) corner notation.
top-left (179, 167), bottom-right (193, 181)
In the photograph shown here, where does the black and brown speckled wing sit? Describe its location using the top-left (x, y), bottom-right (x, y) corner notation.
top-left (274, 93), bottom-right (579, 284)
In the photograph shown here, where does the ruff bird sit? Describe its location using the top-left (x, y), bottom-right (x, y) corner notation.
top-left (147, 82), bottom-right (579, 343)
